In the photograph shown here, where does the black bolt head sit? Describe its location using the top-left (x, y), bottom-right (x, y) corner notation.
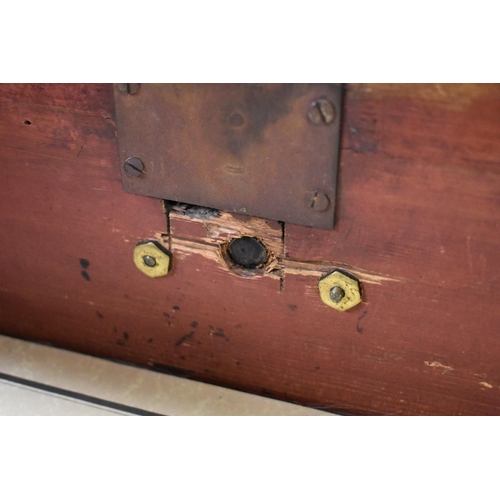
top-left (228, 237), bottom-right (268, 269)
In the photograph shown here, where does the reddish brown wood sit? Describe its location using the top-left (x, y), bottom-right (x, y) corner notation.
top-left (1, 83), bottom-right (500, 415)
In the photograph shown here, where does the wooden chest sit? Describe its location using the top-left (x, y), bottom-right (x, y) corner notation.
top-left (1, 83), bottom-right (500, 415)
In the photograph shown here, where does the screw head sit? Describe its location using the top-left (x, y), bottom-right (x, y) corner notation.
top-left (308, 99), bottom-right (336, 125)
top-left (306, 191), bottom-right (330, 212)
top-left (124, 157), bottom-right (145, 177)
top-left (142, 255), bottom-right (157, 268)
top-left (329, 286), bottom-right (345, 303)
top-left (117, 83), bottom-right (140, 95)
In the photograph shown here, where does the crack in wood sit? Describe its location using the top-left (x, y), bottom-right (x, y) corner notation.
top-left (164, 204), bottom-right (404, 289)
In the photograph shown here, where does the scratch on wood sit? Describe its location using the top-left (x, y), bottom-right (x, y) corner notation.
top-left (175, 331), bottom-right (195, 347)
top-left (284, 260), bottom-right (405, 285)
top-left (480, 382), bottom-right (493, 389)
top-left (76, 135), bottom-right (89, 158)
top-left (425, 361), bottom-right (454, 374)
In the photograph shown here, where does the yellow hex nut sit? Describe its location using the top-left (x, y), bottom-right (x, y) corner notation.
top-left (318, 270), bottom-right (362, 312)
top-left (133, 241), bottom-right (171, 278)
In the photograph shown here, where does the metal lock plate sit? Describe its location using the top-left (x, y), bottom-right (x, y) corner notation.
top-left (114, 84), bottom-right (342, 229)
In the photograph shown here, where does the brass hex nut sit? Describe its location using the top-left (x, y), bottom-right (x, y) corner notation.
top-left (318, 270), bottom-right (362, 312)
top-left (133, 241), bottom-right (171, 278)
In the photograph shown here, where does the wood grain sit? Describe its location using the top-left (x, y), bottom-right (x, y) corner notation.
top-left (1, 83), bottom-right (500, 415)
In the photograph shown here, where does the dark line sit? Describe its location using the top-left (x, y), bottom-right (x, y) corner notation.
top-left (0, 380), bottom-right (127, 415)
top-left (0, 372), bottom-right (163, 416)
top-left (356, 310), bottom-right (368, 334)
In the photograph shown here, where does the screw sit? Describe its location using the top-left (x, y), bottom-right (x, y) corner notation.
top-left (117, 83), bottom-right (140, 95)
top-left (124, 157), bottom-right (145, 177)
top-left (329, 286), bottom-right (345, 303)
top-left (306, 191), bottom-right (330, 212)
top-left (308, 99), bottom-right (336, 125)
top-left (142, 255), bottom-right (157, 268)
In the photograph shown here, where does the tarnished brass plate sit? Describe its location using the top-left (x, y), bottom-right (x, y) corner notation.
top-left (114, 84), bottom-right (342, 228)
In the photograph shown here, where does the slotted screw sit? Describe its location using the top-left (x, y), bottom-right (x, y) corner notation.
top-left (117, 83), bottom-right (140, 95)
top-left (306, 191), bottom-right (330, 212)
top-left (308, 99), bottom-right (336, 125)
top-left (124, 157), bottom-right (145, 177)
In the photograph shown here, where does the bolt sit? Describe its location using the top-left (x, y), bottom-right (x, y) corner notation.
top-left (329, 286), bottom-right (345, 303)
top-left (306, 191), bottom-right (330, 212)
top-left (117, 83), bottom-right (140, 95)
top-left (228, 236), bottom-right (268, 269)
top-left (142, 255), bottom-right (157, 268)
top-left (133, 241), bottom-right (171, 278)
top-left (318, 270), bottom-right (362, 312)
top-left (124, 157), bottom-right (145, 177)
top-left (308, 99), bottom-right (336, 125)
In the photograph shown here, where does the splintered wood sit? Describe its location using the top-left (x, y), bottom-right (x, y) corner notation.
top-left (166, 204), bottom-right (285, 281)
top-left (164, 203), bottom-right (399, 289)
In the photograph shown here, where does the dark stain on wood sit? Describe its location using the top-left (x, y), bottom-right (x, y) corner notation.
top-left (79, 258), bottom-right (90, 269)
top-left (213, 330), bottom-right (229, 342)
top-left (175, 331), bottom-right (195, 347)
top-left (356, 311), bottom-right (368, 334)
top-left (80, 271), bottom-right (90, 282)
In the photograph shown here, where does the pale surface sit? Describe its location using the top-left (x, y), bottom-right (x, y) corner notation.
top-left (0, 380), bottom-right (128, 416)
top-left (0, 335), bottom-right (330, 416)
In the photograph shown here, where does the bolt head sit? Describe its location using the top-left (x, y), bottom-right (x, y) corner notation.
top-left (308, 99), bottom-right (336, 125)
top-left (318, 270), bottom-right (362, 312)
top-left (329, 286), bottom-right (345, 303)
top-left (133, 241), bottom-right (171, 278)
top-left (142, 255), bottom-right (157, 268)
top-left (124, 157), bottom-right (145, 177)
top-left (228, 236), bottom-right (268, 269)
